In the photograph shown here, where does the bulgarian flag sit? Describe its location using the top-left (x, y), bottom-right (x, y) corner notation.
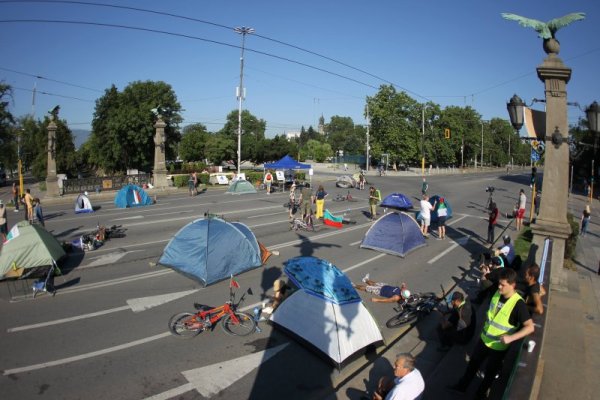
top-left (230, 274), bottom-right (240, 289)
top-left (323, 209), bottom-right (343, 229)
top-left (133, 189), bottom-right (141, 205)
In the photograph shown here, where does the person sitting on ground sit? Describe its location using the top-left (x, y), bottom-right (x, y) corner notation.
top-left (517, 264), bottom-right (546, 315)
top-left (496, 235), bottom-right (516, 266)
top-left (437, 292), bottom-right (476, 351)
top-left (262, 279), bottom-right (293, 314)
top-left (353, 274), bottom-right (411, 303)
top-left (371, 352), bottom-right (425, 400)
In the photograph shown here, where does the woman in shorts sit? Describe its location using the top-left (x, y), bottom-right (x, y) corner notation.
top-left (437, 197), bottom-right (448, 239)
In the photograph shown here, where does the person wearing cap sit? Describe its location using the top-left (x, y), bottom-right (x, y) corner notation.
top-left (0, 199), bottom-right (7, 240)
top-left (353, 275), bottom-right (411, 303)
top-left (437, 292), bottom-right (475, 351)
top-left (496, 235), bottom-right (516, 266)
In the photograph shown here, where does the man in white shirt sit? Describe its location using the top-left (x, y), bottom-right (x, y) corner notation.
top-left (497, 235), bottom-right (516, 266)
top-left (419, 195), bottom-right (435, 237)
top-left (373, 353), bottom-right (425, 400)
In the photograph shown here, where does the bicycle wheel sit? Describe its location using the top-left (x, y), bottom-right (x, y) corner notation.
top-left (221, 312), bottom-right (257, 336)
top-left (385, 309), bottom-right (419, 328)
top-left (168, 312), bottom-right (203, 338)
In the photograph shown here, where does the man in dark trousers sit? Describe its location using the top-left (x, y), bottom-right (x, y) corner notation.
top-left (437, 292), bottom-right (475, 351)
top-left (487, 202), bottom-right (499, 244)
top-left (449, 268), bottom-right (534, 398)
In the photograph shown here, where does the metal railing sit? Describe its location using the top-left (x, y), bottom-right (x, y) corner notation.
top-left (62, 173), bottom-right (152, 194)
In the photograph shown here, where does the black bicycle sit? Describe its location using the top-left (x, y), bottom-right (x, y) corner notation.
top-left (385, 291), bottom-right (443, 328)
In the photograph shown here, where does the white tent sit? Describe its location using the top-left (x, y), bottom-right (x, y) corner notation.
top-left (74, 193), bottom-right (94, 213)
top-left (270, 290), bottom-right (383, 365)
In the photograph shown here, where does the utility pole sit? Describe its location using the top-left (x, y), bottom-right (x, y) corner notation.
top-left (481, 122), bottom-right (484, 169)
top-left (366, 104), bottom-right (370, 172)
top-left (421, 106), bottom-right (425, 175)
top-left (234, 26), bottom-right (254, 175)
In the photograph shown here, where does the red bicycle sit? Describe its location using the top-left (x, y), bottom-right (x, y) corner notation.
top-left (168, 285), bottom-right (256, 338)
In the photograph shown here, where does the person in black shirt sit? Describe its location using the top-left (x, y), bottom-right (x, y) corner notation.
top-left (449, 268), bottom-right (534, 398)
top-left (437, 292), bottom-right (475, 350)
top-left (518, 264), bottom-right (546, 315)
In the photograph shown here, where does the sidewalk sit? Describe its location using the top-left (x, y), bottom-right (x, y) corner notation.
top-left (329, 193), bottom-right (600, 400)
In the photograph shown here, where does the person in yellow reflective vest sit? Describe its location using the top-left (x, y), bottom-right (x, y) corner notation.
top-left (448, 268), bottom-right (534, 398)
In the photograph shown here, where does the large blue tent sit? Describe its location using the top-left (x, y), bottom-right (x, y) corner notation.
top-left (264, 155), bottom-right (311, 170)
top-left (114, 184), bottom-right (153, 208)
top-left (360, 212), bottom-right (426, 257)
top-left (157, 217), bottom-right (264, 286)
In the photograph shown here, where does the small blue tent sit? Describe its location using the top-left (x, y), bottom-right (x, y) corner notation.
top-left (157, 217), bottom-right (264, 286)
top-left (416, 195), bottom-right (453, 223)
top-left (360, 212), bottom-right (426, 257)
top-left (380, 193), bottom-right (413, 210)
top-left (114, 184), bottom-right (153, 208)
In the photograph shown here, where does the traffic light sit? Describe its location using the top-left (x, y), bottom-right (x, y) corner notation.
top-left (531, 167), bottom-right (537, 186)
top-left (444, 128), bottom-right (451, 139)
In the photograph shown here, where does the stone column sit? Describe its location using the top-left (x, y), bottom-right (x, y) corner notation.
top-left (531, 39), bottom-right (572, 289)
top-left (45, 120), bottom-right (60, 197)
top-left (153, 118), bottom-right (168, 188)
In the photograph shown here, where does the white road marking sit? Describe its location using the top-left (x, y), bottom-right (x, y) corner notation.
top-left (342, 253), bottom-right (387, 273)
top-left (112, 215), bottom-right (144, 221)
top-left (427, 236), bottom-right (470, 264)
top-left (448, 215), bottom-right (468, 225)
top-left (247, 211), bottom-right (286, 218)
top-left (3, 332), bottom-right (172, 375)
top-left (127, 289), bottom-right (200, 313)
top-left (7, 306), bottom-right (130, 333)
top-left (350, 240), bottom-right (362, 246)
top-left (85, 251), bottom-right (129, 268)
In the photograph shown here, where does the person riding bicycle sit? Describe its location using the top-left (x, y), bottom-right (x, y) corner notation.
top-left (353, 274), bottom-right (411, 303)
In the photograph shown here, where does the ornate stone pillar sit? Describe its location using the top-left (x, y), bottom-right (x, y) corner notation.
top-left (153, 117), bottom-right (168, 188)
top-left (45, 120), bottom-right (60, 197)
top-left (531, 39), bottom-right (572, 289)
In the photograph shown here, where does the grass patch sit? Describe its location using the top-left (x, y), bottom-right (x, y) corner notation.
top-left (514, 227), bottom-right (533, 262)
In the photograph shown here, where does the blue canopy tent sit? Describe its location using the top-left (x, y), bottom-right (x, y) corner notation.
top-left (380, 193), bottom-right (413, 210)
top-left (416, 195), bottom-right (453, 223)
top-left (157, 217), bottom-right (265, 287)
top-left (270, 256), bottom-right (383, 366)
top-left (264, 155), bottom-right (311, 170)
top-left (114, 184), bottom-right (153, 208)
top-left (360, 212), bottom-right (426, 257)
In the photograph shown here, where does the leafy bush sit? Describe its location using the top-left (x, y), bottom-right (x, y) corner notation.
top-left (564, 213), bottom-right (578, 260)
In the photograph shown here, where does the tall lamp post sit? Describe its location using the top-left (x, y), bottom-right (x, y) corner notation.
top-left (586, 101), bottom-right (600, 204)
top-left (234, 26), bottom-right (254, 175)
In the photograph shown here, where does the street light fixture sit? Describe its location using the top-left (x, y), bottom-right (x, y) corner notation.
top-left (234, 26), bottom-right (255, 175)
top-left (507, 94), bottom-right (525, 132)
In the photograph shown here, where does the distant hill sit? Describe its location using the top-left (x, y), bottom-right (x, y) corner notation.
top-left (72, 129), bottom-right (90, 149)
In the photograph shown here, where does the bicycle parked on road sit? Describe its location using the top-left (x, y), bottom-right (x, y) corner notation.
top-left (332, 190), bottom-right (358, 202)
top-left (385, 288), bottom-right (446, 328)
top-left (290, 213), bottom-right (315, 232)
top-left (168, 284), bottom-right (256, 338)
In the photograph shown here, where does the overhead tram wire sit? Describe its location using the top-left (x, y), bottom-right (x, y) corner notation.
top-left (0, 66), bottom-right (104, 93)
top-left (0, 19), bottom-right (381, 91)
top-left (12, 85), bottom-right (95, 102)
top-left (1, 1), bottom-right (430, 101)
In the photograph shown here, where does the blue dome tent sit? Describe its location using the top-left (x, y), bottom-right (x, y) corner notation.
top-left (360, 212), bottom-right (426, 257)
top-left (157, 217), bottom-right (268, 287)
top-left (380, 193), bottom-right (413, 210)
top-left (114, 184), bottom-right (153, 208)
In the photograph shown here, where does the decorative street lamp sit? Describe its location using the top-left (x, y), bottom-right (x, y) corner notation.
top-left (585, 101), bottom-right (600, 203)
top-left (234, 26), bottom-right (254, 175)
top-left (507, 94), bottom-right (525, 132)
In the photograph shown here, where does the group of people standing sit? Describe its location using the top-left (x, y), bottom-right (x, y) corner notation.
top-left (1, 183), bottom-right (45, 240)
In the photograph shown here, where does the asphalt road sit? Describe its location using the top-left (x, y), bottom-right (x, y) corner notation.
top-left (0, 169), bottom-right (533, 399)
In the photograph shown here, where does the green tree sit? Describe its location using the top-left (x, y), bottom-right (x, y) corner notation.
top-left (179, 123), bottom-right (209, 162)
top-left (204, 133), bottom-right (236, 166)
top-left (325, 116), bottom-right (354, 154)
top-left (89, 81), bottom-right (182, 174)
top-left (0, 83), bottom-right (15, 170)
top-left (219, 109), bottom-right (266, 166)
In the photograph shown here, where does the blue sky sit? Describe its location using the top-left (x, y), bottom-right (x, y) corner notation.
top-left (1, 0), bottom-right (599, 138)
